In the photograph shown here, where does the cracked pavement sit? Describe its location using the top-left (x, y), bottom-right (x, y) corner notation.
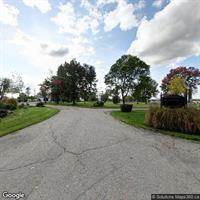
top-left (0, 106), bottom-right (200, 200)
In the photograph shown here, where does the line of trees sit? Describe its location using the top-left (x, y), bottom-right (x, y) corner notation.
top-left (41, 56), bottom-right (200, 105)
top-left (41, 56), bottom-right (159, 105)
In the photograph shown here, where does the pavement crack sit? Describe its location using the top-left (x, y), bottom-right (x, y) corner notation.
top-left (76, 137), bottom-right (129, 156)
top-left (0, 150), bottom-right (64, 172)
top-left (74, 165), bottom-right (122, 200)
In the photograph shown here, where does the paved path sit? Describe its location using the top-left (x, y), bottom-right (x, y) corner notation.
top-left (0, 106), bottom-right (200, 200)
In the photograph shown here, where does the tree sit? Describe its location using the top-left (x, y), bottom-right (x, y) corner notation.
top-left (133, 76), bottom-right (158, 103)
top-left (0, 78), bottom-right (11, 99)
top-left (112, 95), bottom-right (120, 104)
top-left (161, 67), bottom-right (200, 102)
top-left (18, 93), bottom-right (28, 102)
top-left (10, 74), bottom-right (24, 94)
top-left (80, 64), bottom-right (97, 101)
top-left (25, 87), bottom-right (31, 97)
top-left (105, 55), bottom-right (150, 105)
top-left (168, 76), bottom-right (187, 95)
top-left (43, 59), bottom-right (97, 104)
top-left (100, 91), bottom-right (109, 102)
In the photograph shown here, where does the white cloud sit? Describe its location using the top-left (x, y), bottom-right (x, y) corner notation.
top-left (128, 0), bottom-right (200, 65)
top-left (10, 29), bottom-right (95, 70)
top-left (22, 0), bottom-right (51, 13)
top-left (152, 0), bottom-right (165, 8)
top-left (136, 0), bottom-right (146, 10)
top-left (97, 0), bottom-right (116, 6)
top-left (104, 0), bottom-right (138, 32)
top-left (0, 0), bottom-right (19, 26)
top-left (51, 2), bottom-right (77, 34)
top-left (52, 1), bottom-right (102, 35)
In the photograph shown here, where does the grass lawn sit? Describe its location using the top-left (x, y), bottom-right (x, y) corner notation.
top-left (48, 101), bottom-right (149, 109)
top-left (0, 107), bottom-right (59, 137)
top-left (111, 110), bottom-right (200, 142)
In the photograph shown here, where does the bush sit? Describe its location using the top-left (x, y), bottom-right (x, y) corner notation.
top-left (18, 103), bottom-right (25, 109)
top-left (7, 98), bottom-right (18, 107)
top-left (93, 101), bottom-right (104, 107)
top-left (145, 107), bottom-right (200, 134)
top-left (36, 102), bottom-right (45, 107)
top-left (0, 102), bottom-right (7, 110)
top-left (0, 109), bottom-right (8, 118)
top-left (112, 95), bottom-right (120, 104)
top-left (1, 98), bottom-right (17, 110)
top-left (120, 104), bottom-right (133, 112)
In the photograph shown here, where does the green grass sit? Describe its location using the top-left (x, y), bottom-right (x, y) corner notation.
top-left (111, 110), bottom-right (200, 142)
top-left (0, 107), bottom-right (59, 137)
top-left (48, 101), bottom-right (149, 109)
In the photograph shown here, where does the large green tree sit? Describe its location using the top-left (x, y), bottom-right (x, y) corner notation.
top-left (105, 55), bottom-right (150, 104)
top-left (132, 75), bottom-right (158, 103)
top-left (42, 59), bottom-right (97, 104)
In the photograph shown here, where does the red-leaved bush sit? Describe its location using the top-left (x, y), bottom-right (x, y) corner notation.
top-left (145, 107), bottom-right (200, 134)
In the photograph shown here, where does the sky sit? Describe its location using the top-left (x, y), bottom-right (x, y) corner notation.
top-left (0, 0), bottom-right (200, 98)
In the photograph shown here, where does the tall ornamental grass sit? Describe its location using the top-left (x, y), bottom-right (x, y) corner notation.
top-left (145, 107), bottom-right (200, 134)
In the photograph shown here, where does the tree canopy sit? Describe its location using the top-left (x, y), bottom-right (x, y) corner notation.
top-left (105, 55), bottom-right (150, 104)
top-left (161, 66), bottom-right (200, 101)
top-left (168, 76), bottom-right (187, 95)
top-left (132, 75), bottom-right (158, 103)
top-left (41, 59), bottom-right (97, 104)
top-left (0, 74), bottom-right (24, 99)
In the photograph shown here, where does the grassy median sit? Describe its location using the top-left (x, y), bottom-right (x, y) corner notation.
top-left (0, 107), bottom-right (59, 137)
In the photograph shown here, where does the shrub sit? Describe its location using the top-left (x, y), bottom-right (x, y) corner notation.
top-left (1, 98), bottom-right (17, 110)
top-left (145, 107), bottom-right (200, 134)
top-left (0, 101), bottom-right (17, 111)
top-left (18, 103), bottom-right (25, 109)
top-left (0, 102), bottom-right (7, 110)
top-left (7, 98), bottom-right (17, 107)
top-left (36, 102), bottom-right (44, 107)
top-left (19, 103), bottom-right (30, 109)
top-left (93, 101), bottom-right (104, 107)
top-left (112, 95), bottom-right (120, 104)
top-left (0, 109), bottom-right (8, 118)
top-left (120, 104), bottom-right (133, 112)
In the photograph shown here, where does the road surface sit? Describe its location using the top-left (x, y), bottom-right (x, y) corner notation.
top-left (0, 106), bottom-right (200, 200)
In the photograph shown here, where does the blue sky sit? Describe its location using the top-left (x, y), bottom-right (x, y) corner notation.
top-left (0, 0), bottom-right (200, 98)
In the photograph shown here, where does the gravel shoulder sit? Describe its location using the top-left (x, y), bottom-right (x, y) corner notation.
top-left (0, 106), bottom-right (199, 200)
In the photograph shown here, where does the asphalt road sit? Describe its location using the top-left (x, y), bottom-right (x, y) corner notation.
top-left (0, 106), bottom-right (200, 200)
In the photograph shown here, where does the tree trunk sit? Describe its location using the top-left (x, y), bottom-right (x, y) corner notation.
top-left (122, 96), bottom-right (125, 105)
top-left (72, 99), bottom-right (76, 105)
top-left (188, 88), bottom-right (192, 103)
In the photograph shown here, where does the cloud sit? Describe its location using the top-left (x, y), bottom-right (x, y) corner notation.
top-left (104, 0), bottom-right (138, 32)
top-left (10, 30), bottom-right (95, 70)
top-left (51, 2), bottom-right (76, 34)
top-left (52, 1), bottom-right (102, 35)
top-left (48, 47), bottom-right (69, 57)
top-left (136, 0), bottom-right (146, 10)
top-left (22, 0), bottom-right (51, 13)
top-left (152, 0), bottom-right (165, 8)
top-left (127, 0), bottom-right (200, 65)
top-left (0, 0), bottom-right (19, 26)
